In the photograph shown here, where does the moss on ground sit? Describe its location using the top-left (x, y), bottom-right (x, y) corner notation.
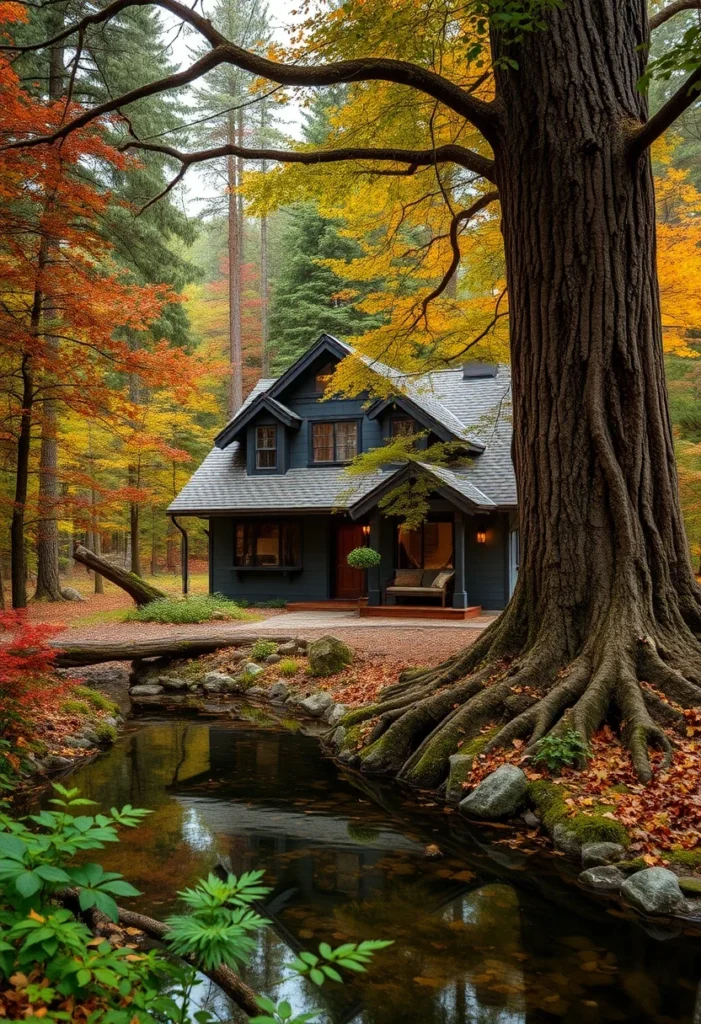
top-left (617, 857), bottom-right (647, 873)
top-left (70, 686), bottom-right (119, 716)
top-left (668, 848), bottom-right (701, 870)
top-left (61, 700), bottom-right (93, 718)
top-left (527, 780), bottom-right (629, 848)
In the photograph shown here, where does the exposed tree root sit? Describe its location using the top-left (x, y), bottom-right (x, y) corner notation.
top-left (343, 604), bottom-right (701, 789)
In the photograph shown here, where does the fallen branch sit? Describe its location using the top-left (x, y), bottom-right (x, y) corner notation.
top-left (53, 631), bottom-right (294, 667)
top-left (72, 544), bottom-right (167, 606)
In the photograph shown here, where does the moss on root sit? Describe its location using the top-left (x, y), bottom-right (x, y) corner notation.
top-left (527, 780), bottom-right (629, 848)
top-left (341, 706), bottom-right (380, 728)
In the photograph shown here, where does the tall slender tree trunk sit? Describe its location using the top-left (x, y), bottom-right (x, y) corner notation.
top-left (34, 31), bottom-right (66, 602)
top-left (128, 371), bottom-right (142, 577)
top-left (260, 101), bottom-right (270, 376)
top-left (227, 109), bottom-right (243, 415)
top-left (347, 0), bottom-right (701, 788)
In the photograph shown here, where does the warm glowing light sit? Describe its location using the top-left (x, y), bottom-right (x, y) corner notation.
top-left (477, 530), bottom-right (487, 544)
top-left (362, 525), bottom-right (371, 535)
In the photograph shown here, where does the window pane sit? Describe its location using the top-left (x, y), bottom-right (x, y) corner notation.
top-left (256, 426), bottom-right (276, 449)
top-left (254, 524), bottom-right (280, 566)
top-left (312, 422), bottom-right (335, 463)
top-left (256, 426), bottom-right (276, 469)
top-left (424, 522), bottom-right (453, 569)
top-left (335, 421), bottom-right (358, 461)
top-left (256, 449), bottom-right (276, 469)
top-left (235, 524), bottom-right (254, 566)
top-left (391, 418), bottom-right (415, 437)
top-left (398, 527), bottom-right (422, 569)
top-left (282, 523), bottom-right (301, 566)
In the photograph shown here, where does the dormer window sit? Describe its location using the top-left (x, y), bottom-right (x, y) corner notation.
top-left (312, 421), bottom-right (358, 463)
top-left (315, 362), bottom-right (336, 393)
top-left (255, 426), bottom-right (277, 469)
top-left (391, 417), bottom-right (416, 438)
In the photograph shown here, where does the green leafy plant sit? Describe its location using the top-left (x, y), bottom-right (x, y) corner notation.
top-left (346, 547), bottom-right (381, 570)
top-left (0, 784), bottom-right (393, 1024)
top-left (251, 639), bottom-right (279, 661)
top-left (126, 594), bottom-right (255, 624)
top-left (532, 729), bottom-right (590, 772)
top-left (277, 658), bottom-right (299, 677)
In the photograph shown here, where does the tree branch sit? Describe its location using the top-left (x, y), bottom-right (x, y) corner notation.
top-left (124, 140), bottom-right (496, 208)
top-left (628, 64), bottom-right (701, 158)
top-left (649, 0), bottom-right (701, 30)
top-left (2, 0), bottom-right (498, 143)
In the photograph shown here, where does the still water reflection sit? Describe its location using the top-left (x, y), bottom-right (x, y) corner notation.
top-left (57, 719), bottom-right (701, 1024)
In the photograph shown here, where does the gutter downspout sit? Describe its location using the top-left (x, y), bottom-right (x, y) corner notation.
top-left (170, 515), bottom-right (189, 595)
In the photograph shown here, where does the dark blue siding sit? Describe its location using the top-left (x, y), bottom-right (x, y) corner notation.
top-left (464, 512), bottom-right (509, 610)
top-left (210, 516), bottom-right (331, 603)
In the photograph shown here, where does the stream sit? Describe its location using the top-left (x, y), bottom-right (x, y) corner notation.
top-left (41, 716), bottom-right (701, 1024)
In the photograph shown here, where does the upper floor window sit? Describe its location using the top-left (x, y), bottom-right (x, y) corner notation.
top-left (391, 417), bottom-right (416, 438)
top-left (255, 426), bottom-right (277, 469)
top-left (312, 421), bottom-right (358, 463)
top-left (315, 362), bottom-right (336, 393)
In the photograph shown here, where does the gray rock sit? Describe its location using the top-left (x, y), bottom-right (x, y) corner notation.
top-left (332, 726), bottom-right (346, 748)
top-left (74, 664), bottom-right (130, 688)
top-left (104, 716), bottom-right (119, 729)
top-left (459, 765), bottom-right (527, 820)
top-left (210, 610), bottom-right (228, 620)
top-left (44, 754), bottom-right (72, 770)
top-left (158, 676), bottom-right (189, 691)
top-left (299, 692), bottom-right (335, 717)
top-left (203, 672), bottom-right (236, 693)
top-left (265, 653), bottom-right (281, 665)
top-left (241, 662), bottom-right (264, 678)
top-left (581, 841), bottom-right (626, 869)
top-left (579, 866), bottom-right (625, 892)
top-left (446, 754), bottom-right (474, 805)
top-left (62, 735), bottom-right (93, 749)
top-left (130, 683), bottom-right (164, 697)
top-left (61, 586), bottom-right (87, 602)
top-left (77, 726), bottom-right (101, 745)
top-left (246, 686), bottom-right (268, 698)
top-left (522, 810), bottom-right (541, 829)
top-left (308, 635), bottom-right (353, 676)
top-left (324, 703), bottom-right (347, 726)
top-left (269, 682), bottom-right (290, 701)
top-left (552, 824), bottom-right (582, 857)
top-left (277, 641), bottom-right (299, 656)
top-left (621, 868), bottom-right (685, 916)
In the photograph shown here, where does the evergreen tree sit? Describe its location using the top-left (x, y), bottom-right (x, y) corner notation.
top-left (268, 204), bottom-right (382, 371)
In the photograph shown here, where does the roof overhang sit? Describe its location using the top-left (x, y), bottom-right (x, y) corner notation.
top-left (347, 462), bottom-right (495, 521)
top-left (268, 333), bottom-right (351, 401)
top-left (366, 395), bottom-right (485, 451)
top-left (214, 394), bottom-right (302, 450)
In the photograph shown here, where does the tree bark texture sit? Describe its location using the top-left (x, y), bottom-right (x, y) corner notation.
top-left (227, 111), bottom-right (243, 415)
top-left (53, 630), bottom-right (294, 667)
top-left (347, 0), bottom-right (701, 787)
top-left (71, 543), bottom-right (166, 606)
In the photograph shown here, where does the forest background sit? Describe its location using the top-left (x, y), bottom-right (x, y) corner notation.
top-left (1, 0), bottom-right (701, 608)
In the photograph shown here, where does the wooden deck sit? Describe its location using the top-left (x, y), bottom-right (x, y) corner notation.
top-left (359, 604), bottom-right (482, 620)
top-left (285, 600), bottom-right (360, 612)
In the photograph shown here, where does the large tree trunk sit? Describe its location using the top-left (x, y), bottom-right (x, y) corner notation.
top-left (348, 0), bottom-right (701, 787)
top-left (11, 353), bottom-right (34, 609)
top-left (71, 543), bottom-right (166, 605)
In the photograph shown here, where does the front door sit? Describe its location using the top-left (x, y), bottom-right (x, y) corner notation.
top-left (334, 523), bottom-right (367, 599)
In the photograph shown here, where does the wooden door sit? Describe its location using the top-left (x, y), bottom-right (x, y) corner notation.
top-left (334, 524), bottom-right (367, 599)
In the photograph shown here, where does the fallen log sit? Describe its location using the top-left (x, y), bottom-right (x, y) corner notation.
top-left (53, 631), bottom-right (295, 667)
top-left (72, 544), bottom-right (167, 606)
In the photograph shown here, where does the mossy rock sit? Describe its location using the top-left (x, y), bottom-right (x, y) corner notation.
top-left (308, 635), bottom-right (353, 677)
top-left (445, 732), bottom-right (498, 804)
top-left (617, 857), bottom-right (648, 873)
top-left (678, 877), bottom-right (701, 895)
top-left (527, 780), bottom-right (628, 851)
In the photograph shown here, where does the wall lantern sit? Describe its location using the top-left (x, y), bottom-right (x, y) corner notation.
top-left (476, 530), bottom-right (487, 544)
top-left (362, 525), bottom-right (371, 536)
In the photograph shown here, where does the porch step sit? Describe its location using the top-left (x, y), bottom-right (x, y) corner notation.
top-left (286, 600), bottom-right (359, 612)
top-left (359, 604), bottom-right (482, 620)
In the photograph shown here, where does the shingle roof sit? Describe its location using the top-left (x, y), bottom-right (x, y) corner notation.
top-left (168, 340), bottom-right (516, 515)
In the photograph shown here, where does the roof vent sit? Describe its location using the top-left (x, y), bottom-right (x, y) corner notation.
top-left (463, 362), bottom-right (498, 380)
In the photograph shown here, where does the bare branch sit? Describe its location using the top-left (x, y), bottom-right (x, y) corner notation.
top-left (417, 191), bottom-right (500, 320)
top-left (649, 1), bottom-right (701, 31)
top-left (2, 0), bottom-right (498, 144)
top-left (628, 65), bottom-right (701, 158)
top-left (123, 139), bottom-right (496, 189)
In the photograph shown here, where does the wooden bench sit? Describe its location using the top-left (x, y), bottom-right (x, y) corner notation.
top-left (385, 569), bottom-right (455, 607)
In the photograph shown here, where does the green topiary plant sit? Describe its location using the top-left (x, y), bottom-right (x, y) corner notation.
top-left (532, 729), bottom-right (591, 772)
top-left (346, 547), bottom-right (381, 570)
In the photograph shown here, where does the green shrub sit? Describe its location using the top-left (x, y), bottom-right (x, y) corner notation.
top-left (346, 546), bottom-right (381, 569)
top-left (278, 658), bottom-right (300, 676)
top-left (532, 729), bottom-right (590, 772)
top-left (251, 639), bottom-right (278, 661)
top-left (60, 700), bottom-right (93, 718)
top-left (0, 783), bottom-right (392, 1024)
top-left (94, 721), bottom-right (117, 744)
top-left (126, 594), bottom-right (254, 625)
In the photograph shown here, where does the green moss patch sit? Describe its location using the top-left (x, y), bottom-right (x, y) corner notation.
top-left (678, 877), bottom-right (701, 895)
top-left (527, 780), bottom-right (629, 848)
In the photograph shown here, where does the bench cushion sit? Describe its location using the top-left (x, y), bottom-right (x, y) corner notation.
top-left (386, 586), bottom-right (442, 596)
top-left (393, 570), bottom-right (423, 587)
